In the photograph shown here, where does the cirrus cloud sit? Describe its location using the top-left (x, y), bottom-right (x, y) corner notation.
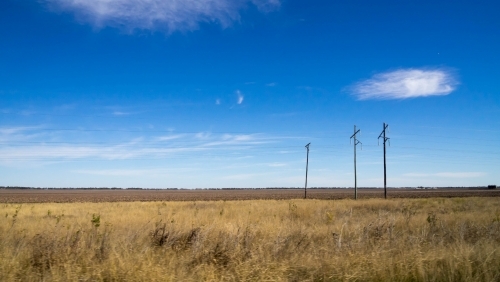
top-left (43, 0), bottom-right (281, 32)
top-left (403, 172), bottom-right (486, 178)
top-left (350, 68), bottom-right (458, 100)
top-left (236, 90), bottom-right (244, 104)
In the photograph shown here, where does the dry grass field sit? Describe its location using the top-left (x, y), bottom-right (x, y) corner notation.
top-left (1, 196), bottom-right (500, 281)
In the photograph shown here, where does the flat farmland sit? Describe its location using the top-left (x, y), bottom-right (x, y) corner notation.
top-left (0, 187), bottom-right (498, 203)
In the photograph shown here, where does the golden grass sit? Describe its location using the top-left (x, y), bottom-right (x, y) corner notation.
top-left (1, 197), bottom-right (500, 281)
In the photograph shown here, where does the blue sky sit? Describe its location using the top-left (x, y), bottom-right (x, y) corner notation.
top-left (1, 0), bottom-right (499, 188)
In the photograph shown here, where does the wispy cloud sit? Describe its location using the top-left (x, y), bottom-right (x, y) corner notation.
top-left (55, 104), bottom-right (77, 111)
top-left (350, 68), bottom-right (458, 100)
top-left (403, 172), bottom-right (485, 178)
top-left (112, 111), bottom-right (132, 116)
top-left (202, 134), bottom-right (271, 147)
top-left (0, 143), bottom-right (208, 162)
top-left (236, 90), bottom-right (244, 104)
top-left (75, 168), bottom-right (169, 176)
top-left (43, 0), bottom-right (281, 33)
top-left (266, 82), bottom-right (277, 87)
top-left (0, 126), bottom-right (47, 142)
top-left (156, 134), bottom-right (184, 141)
top-left (222, 134), bottom-right (251, 141)
top-left (435, 172), bottom-right (486, 178)
top-left (0, 126), bottom-right (41, 135)
top-left (219, 173), bottom-right (264, 180)
top-left (0, 130), bottom-right (287, 164)
top-left (215, 99), bottom-right (221, 105)
top-left (267, 162), bottom-right (287, 167)
top-left (195, 132), bottom-right (212, 140)
top-left (270, 112), bottom-right (297, 118)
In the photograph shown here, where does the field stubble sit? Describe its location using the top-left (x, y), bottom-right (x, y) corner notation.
top-left (1, 197), bottom-right (500, 281)
top-left (0, 188), bottom-right (498, 203)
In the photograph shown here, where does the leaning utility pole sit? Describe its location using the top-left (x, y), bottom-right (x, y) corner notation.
top-left (304, 143), bottom-right (310, 199)
top-left (378, 123), bottom-right (390, 199)
top-left (350, 126), bottom-right (362, 200)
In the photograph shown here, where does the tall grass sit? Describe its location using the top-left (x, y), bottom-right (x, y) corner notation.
top-left (1, 197), bottom-right (499, 281)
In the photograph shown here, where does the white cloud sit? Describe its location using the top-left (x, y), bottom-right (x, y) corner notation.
top-left (112, 111), bottom-right (131, 116)
top-left (204, 134), bottom-right (259, 146)
top-left (350, 68), bottom-right (458, 100)
top-left (215, 99), bottom-right (221, 105)
top-left (157, 134), bottom-right (184, 141)
top-left (236, 90), bottom-right (244, 104)
top-left (0, 126), bottom-right (41, 135)
top-left (75, 168), bottom-right (168, 176)
top-left (268, 162), bottom-right (286, 167)
top-left (55, 104), bottom-right (77, 111)
top-left (0, 143), bottom-right (208, 163)
top-left (0, 131), bottom-right (287, 165)
top-left (219, 173), bottom-right (263, 180)
top-left (44, 0), bottom-right (281, 32)
top-left (266, 82), bottom-right (277, 87)
top-left (435, 172), bottom-right (486, 178)
top-left (233, 134), bottom-right (252, 141)
top-left (195, 132), bottom-right (211, 140)
top-left (201, 133), bottom-right (279, 147)
top-left (403, 172), bottom-right (486, 178)
top-left (0, 126), bottom-right (47, 143)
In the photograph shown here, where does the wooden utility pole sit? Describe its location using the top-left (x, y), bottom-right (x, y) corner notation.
top-left (304, 143), bottom-right (310, 199)
top-left (350, 126), bottom-right (361, 200)
top-left (378, 123), bottom-right (390, 199)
